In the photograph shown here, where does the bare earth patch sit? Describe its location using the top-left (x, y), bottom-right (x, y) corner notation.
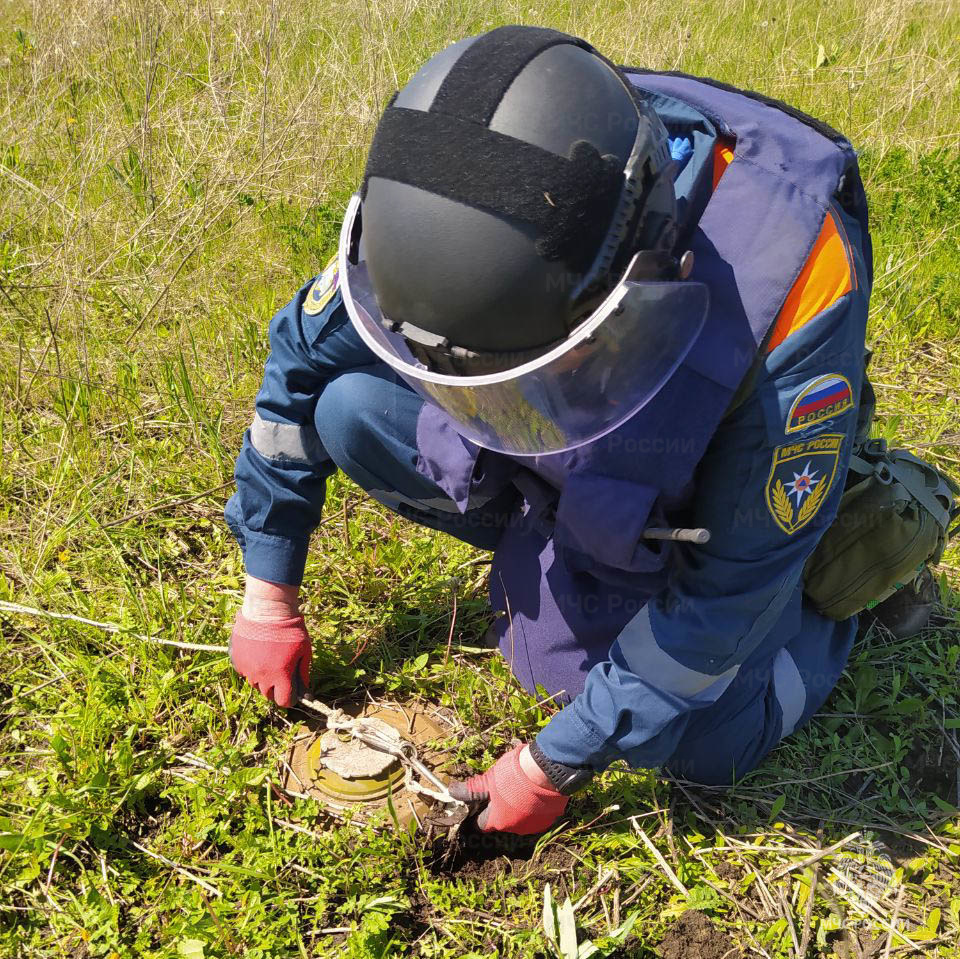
top-left (659, 911), bottom-right (745, 959)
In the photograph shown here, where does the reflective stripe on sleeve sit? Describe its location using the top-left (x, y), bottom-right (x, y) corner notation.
top-left (618, 605), bottom-right (741, 700)
top-left (773, 647), bottom-right (806, 738)
top-left (250, 412), bottom-right (327, 466)
top-left (368, 488), bottom-right (496, 515)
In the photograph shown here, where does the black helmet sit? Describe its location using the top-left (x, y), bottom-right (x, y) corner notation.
top-left (360, 25), bottom-right (678, 374)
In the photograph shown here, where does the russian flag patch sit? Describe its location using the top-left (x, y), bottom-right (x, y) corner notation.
top-left (785, 374), bottom-right (854, 434)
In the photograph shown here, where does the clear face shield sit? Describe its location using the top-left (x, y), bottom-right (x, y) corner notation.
top-left (338, 193), bottom-right (709, 457)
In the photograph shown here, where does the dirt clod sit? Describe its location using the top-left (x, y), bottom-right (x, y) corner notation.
top-left (659, 911), bottom-right (744, 959)
top-left (712, 860), bottom-right (740, 883)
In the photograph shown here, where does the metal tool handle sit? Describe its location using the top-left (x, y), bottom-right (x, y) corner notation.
top-left (398, 742), bottom-right (451, 795)
top-left (642, 526), bottom-right (711, 544)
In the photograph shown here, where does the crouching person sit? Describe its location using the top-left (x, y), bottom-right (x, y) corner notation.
top-left (225, 27), bottom-right (954, 835)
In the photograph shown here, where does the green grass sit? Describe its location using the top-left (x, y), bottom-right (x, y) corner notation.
top-left (1, 0), bottom-right (959, 956)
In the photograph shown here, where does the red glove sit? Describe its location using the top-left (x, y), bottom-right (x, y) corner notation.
top-left (229, 612), bottom-right (311, 707)
top-left (449, 745), bottom-right (568, 835)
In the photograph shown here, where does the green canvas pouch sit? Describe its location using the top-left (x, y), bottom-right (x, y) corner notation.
top-left (803, 439), bottom-right (959, 620)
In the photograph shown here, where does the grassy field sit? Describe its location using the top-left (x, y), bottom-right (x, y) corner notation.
top-left (2, 0), bottom-right (960, 956)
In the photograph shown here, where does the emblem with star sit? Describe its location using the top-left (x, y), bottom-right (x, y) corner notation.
top-left (784, 461), bottom-right (820, 505)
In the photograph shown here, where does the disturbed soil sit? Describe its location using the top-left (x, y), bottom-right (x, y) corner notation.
top-left (428, 827), bottom-right (577, 882)
top-left (659, 911), bottom-right (745, 959)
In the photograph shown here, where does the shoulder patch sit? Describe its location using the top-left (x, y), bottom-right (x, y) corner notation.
top-left (303, 255), bottom-right (339, 316)
top-left (765, 433), bottom-right (844, 534)
top-left (785, 373), bottom-right (853, 434)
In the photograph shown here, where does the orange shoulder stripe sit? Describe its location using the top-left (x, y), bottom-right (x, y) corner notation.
top-left (712, 136), bottom-right (735, 190)
top-left (765, 209), bottom-right (854, 353)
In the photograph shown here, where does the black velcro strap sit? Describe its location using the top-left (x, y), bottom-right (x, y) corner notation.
top-left (363, 107), bottom-right (621, 269)
top-left (430, 25), bottom-right (592, 125)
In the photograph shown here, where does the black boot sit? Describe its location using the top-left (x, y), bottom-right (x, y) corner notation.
top-left (861, 566), bottom-right (939, 639)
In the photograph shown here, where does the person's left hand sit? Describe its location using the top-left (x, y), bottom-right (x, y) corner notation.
top-left (448, 744), bottom-right (568, 835)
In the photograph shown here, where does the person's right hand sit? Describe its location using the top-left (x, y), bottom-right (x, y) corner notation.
top-left (229, 577), bottom-right (311, 707)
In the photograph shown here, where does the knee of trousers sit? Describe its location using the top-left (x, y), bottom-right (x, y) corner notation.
top-left (663, 654), bottom-right (795, 787)
top-left (664, 595), bottom-right (856, 786)
top-left (664, 705), bottom-right (781, 787)
top-left (313, 367), bottom-right (421, 479)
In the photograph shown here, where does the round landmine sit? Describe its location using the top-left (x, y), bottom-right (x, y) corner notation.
top-left (281, 702), bottom-right (454, 828)
top-left (308, 721), bottom-right (405, 802)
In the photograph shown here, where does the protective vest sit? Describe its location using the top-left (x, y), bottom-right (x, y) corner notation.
top-left (415, 70), bottom-right (870, 592)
